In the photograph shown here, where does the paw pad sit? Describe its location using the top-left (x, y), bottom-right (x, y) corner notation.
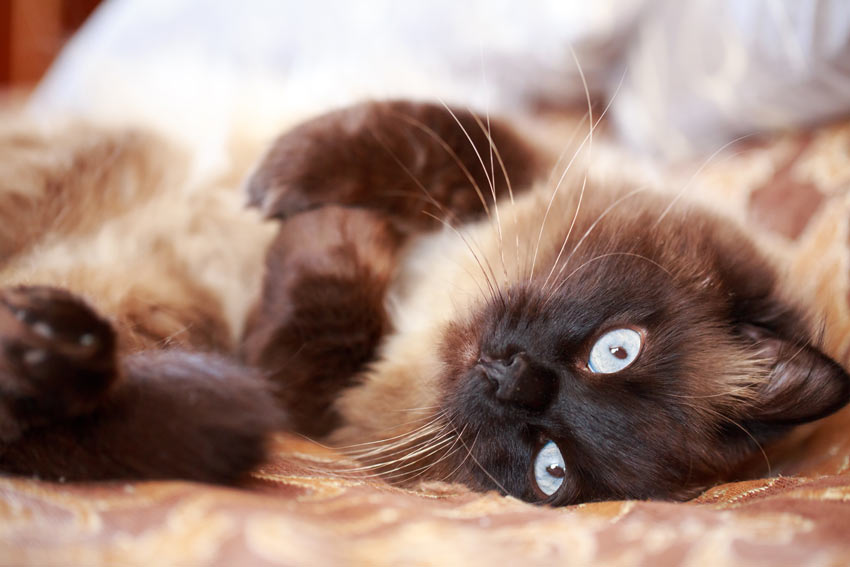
top-left (0, 286), bottom-right (117, 415)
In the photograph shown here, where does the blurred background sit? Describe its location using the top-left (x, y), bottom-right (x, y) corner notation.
top-left (2, 0), bottom-right (849, 166)
top-left (0, 0), bottom-right (100, 90)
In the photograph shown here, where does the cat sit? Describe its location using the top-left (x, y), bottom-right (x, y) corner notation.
top-left (240, 100), bottom-right (850, 503)
top-left (1, 101), bottom-right (848, 505)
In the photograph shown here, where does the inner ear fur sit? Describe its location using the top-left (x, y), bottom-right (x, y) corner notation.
top-left (740, 324), bottom-right (850, 425)
top-left (702, 218), bottom-right (850, 425)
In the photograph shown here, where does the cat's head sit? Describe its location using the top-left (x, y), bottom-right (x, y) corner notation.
top-left (339, 184), bottom-right (850, 504)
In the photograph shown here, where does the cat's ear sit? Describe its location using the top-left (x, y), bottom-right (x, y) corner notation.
top-left (742, 325), bottom-right (850, 424)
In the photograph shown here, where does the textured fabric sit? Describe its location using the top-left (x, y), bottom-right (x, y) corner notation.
top-left (3, 120), bottom-right (850, 566)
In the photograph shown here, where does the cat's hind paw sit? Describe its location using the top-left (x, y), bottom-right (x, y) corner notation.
top-left (0, 286), bottom-right (117, 438)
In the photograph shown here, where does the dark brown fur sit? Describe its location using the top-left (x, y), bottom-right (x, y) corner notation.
top-left (0, 285), bottom-right (283, 483)
top-left (242, 207), bottom-right (402, 436)
top-left (246, 100), bottom-right (544, 231)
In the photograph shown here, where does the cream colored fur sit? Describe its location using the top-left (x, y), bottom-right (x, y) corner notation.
top-left (0, 119), bottom-right (276, 351)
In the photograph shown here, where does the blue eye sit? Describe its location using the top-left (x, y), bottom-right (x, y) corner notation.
top-left (588, 328), bottom-right (642, 374)
top-left (532, 440), bottom-right (566, 497)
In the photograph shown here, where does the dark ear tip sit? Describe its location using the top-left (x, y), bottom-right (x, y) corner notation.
top-left (743, 326), bottom-right (850, 425)
top-left (766, 353), bottom-right (850, 425)
top-left (825, 360), bottom-right (850, 415)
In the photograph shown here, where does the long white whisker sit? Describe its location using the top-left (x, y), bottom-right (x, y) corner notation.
top-left (458, 430), bottom-right (510, 496)
top-left (468, 111), bottom-right (521, 283)
top-left (389, 112), bottom-right (492, 218)
top-left (544, 187), bottom-right (648, 294)
top-left (540, 174), bottom-right (588, 290)
top-left (341, 429), bottom-right (456, 474)
top-left (653, 133), bottom-right (754, 227)
top-left (543, 251), bottom-right (672, 310)
top-left (529, 65), bottom-right (626, 283)
top-left (369, 125), bottom-right (501, 302)
top-left (330, 412), bottom-right (447, 452)
top-left (422, 211), bottom-right (501, 303)
top-left (438, 100), bottom-right (507, 286)
top-left (378, 428), bottom-right (466, 482)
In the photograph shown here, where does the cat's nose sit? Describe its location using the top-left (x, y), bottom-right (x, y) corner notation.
top-left (477, 352), bottom-right (555, 410)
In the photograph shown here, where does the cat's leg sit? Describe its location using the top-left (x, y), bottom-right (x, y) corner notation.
top-left (0, 286), bottom-right (282, 482)
top-left (246, 100), bottom-right (546, 232)
top-left (241, 207), bottom-right (400, 437)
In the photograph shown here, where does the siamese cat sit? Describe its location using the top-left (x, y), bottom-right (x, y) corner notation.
top-left (1, 101), bottom-right (847, 505)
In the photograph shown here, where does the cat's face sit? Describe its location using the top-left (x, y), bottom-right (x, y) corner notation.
top-left (352, 185), bottom-right (850, 504)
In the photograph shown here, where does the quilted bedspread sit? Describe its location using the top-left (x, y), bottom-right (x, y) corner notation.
top-left (2, 120), bottom-right (850, 566)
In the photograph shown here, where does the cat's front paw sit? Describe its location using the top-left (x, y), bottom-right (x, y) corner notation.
top-left (245, 101), bottom-right (410, 220)
top-left (246, 100), bottom-right (542, 231)
top-left (0, 286), bottom-right (117, 439)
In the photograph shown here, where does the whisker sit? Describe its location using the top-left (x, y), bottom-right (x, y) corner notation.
top-left (542, 187), bottom-right (648, 296)
top-left (391, 422), bottom-right (469, 483)
top-left (372, 432), bottom-right (460, 480)
top-left (653, 133), bottom-right (754, 228)
top-left (540, 174), bottom-right (588, 291)
top-left (438, 100), bottom-right (508, 289)
top-left (391, 405), bottom-right (443, 413)
top-left (338, 422), bottom-right (447, 460)
top-left (543, 250), bottom-right (671, 309)
top-left (422, 211), bottom-right (501, 303)
top-left (468, 110), bottom-right (521, 280)
top-left (435, 416), bottom-right (478, 484)
top-left (458, 429), bottom-right (510, 496)
top-left (388, 112), bottom-right (492, 218)
top-left (330, 412), bottom-right (447, 452)
top-left (728, 419), bottom-right (772, 477)
top-left (528, 64), bottom-right (625, 284)
top-left (340, 430), bottom-right (456, 474)
top-left (364, 126), bottom-right (500, 302)
top-left (547, 45), bottom-right (598, 289)
top-left (385, 443), bottom-right (465, 484)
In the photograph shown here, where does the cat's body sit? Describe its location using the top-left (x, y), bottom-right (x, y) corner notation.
top-left (1, 102), bottom-right (848, 504)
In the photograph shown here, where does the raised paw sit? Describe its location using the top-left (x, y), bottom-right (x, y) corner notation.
top-left (242, 207), bottom-right (402, 437)
top-left (0, 286), bottom-right (117, 439)
top-left (245, 100), bottom-right (543, 232)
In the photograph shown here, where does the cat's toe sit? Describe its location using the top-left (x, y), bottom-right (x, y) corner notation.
top-left (245, 172), bottom-right (317, 221)
top-left (0, 286), bottom-right (117, 431)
